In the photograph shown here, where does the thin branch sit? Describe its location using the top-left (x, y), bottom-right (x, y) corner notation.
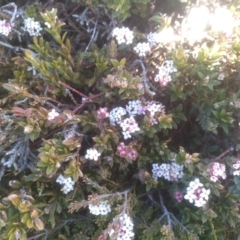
top-left (132, 59), bottom-right (157, 96)
top-left (158, 192), bottom-right (172, 228)
top-left (27, 217), bottom-right (86, 240)
top-left (59, 81), bottom-right (88, 98)
top-left (85, 16), bottom-right (99, 52)
top-left (213, 147), bottom-right (234, 161)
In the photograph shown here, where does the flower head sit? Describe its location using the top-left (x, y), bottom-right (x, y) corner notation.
top-left (0, 20), bottom-right (12, 36)
top-left (189, 178), bottom-right (203, 191)
top-left (133, 42), bottom-right (151, 57)
top-left (23, 18), bottom-right (43, 36)
top-left (112, 27), bottom-right (134, 45)
top-left (97, 107), bottom-right (109, 119)
top-left (85, 148), bottom-right (101, 161)
top-left (89, 200), bottom-right (111, 216)
top-left (56, 175), bottom-right (74, 194)
top-left (184, 179), bottom-right (210, 207)
top-left (47, 109), bottom-right (59, 120)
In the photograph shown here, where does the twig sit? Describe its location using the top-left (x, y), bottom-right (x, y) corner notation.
top-left (27, 217), bottom-right (86, 240)
top-left (72, 92), bottom-right (106, 114)
top-left (85, 16), bottom-right (99, 52)
top-left (158, 192), bottom-right (172, 228)
top-left (0, 3), bottom-right (17, 23)
top-left (59, 81), bottom-right (88, 98)
top-left (132, 59), bottom-right (157, 96)
top-left (213, 146), bottom-right (234, 162)
top-left (0, 40), bottom-right (31, 52)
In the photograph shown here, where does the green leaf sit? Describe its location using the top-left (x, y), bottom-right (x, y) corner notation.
top-left (110, 59), bottom-right (120, 68)
top-left (2, 84), bottom-right (20, 93)
top-left (201, 214), bottom-right (208, 223)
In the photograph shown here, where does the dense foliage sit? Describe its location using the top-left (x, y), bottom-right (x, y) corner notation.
top-left (0, 0), bottom-right (240, 239)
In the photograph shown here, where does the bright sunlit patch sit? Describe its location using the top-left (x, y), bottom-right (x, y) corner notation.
top-left (209, 6), bottom-right (235, 35)
top-left (186, 6), bottom-right (210, 31)
top-left (181, 6), bottom-right (210, 44)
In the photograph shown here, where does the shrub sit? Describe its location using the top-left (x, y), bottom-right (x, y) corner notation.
top-left (0, 0), bottom-right (240, 239)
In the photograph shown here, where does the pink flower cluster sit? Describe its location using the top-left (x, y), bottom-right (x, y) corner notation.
top-left (232, 159), bottom-right (240, 176)
top-left (144, 101), bottom-right (165, 125)
top-left (120, 116), bottom-right (140, 139)
top-left (0, 20), bottom-right (12, 36)
top-left (117, 142), bottom-right (138, 161)
top-left (207, 162), bottom-right (226, 182)
top-left (97, 107), bottom-right (109, 119)
top-left (174, 191), bottom-right (183, 203)
top-left (109, 213), bottom-right (134, 240)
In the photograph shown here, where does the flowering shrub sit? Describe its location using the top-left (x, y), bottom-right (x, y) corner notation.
top-left (0, 0), bottom-right (240, 239)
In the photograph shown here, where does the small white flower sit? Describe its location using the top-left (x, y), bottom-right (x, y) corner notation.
top-left (233, 163), bottom-right (240, 169)
top-left (85, 148), bottom-right (101, 161)
top-left (233, 170), bottom-right (240, 176)
top-left (210, 176), bottom-right (218, 182)
top-left (47, 109), bottom-right (59, 120)
top-left (194, 198), bottom-right (207, 207)
top-left (200, 188), bottom-right (210, 200)
top-left (189, 178), bottom-right (203, 190)
top-left (184, 191), bottom-right (196, 203)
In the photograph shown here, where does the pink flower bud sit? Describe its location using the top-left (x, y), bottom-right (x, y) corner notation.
top-left (97, 107), bottom-right (109, 119)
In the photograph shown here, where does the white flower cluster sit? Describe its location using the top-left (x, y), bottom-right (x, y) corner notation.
top-left (154, 60), bottom-right (177, 86)
top-left (109, 100), bottom-right (166, 139)
top-left (232, 159), bottom-right (240, 176)
top-left (147, 32), bottom-right (160, 47)
top-left (109, 107), bottom-right (127, 126)
top-left (89, 200), bottom-right (111, 215)
top-left (126, 100), bottom-right (165, 119)
top-left (184, 178), bottom-right (210, 207)
top-left (152, 162), bottom-right (184, 181)
top-left (112, 27), bottom-right (134, 45)
top-left (0, 20), bottom-right (12, 36)
top-left (47, 109), bottom-right (59, 120)
top-left (144, 101), bottom-right (165, 118)
top-left (109, 213), bottom-right (134, 240)
top-left (56, 175), bottom-right (75, 194)
top-left (133, 42), bottom-right (151, 57)
top-left (85, 148), bottom-right (101, 161)
top-left (23, 18), bottom-right (43, 36)
top-left (208, 162), bottom-right (226, 182)
top-left (126, 100), bottom-right (144, 117)
top-left (108, 100), bottom-right (166, 139)
top-left (120, 116), bottom-right (140, 139)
